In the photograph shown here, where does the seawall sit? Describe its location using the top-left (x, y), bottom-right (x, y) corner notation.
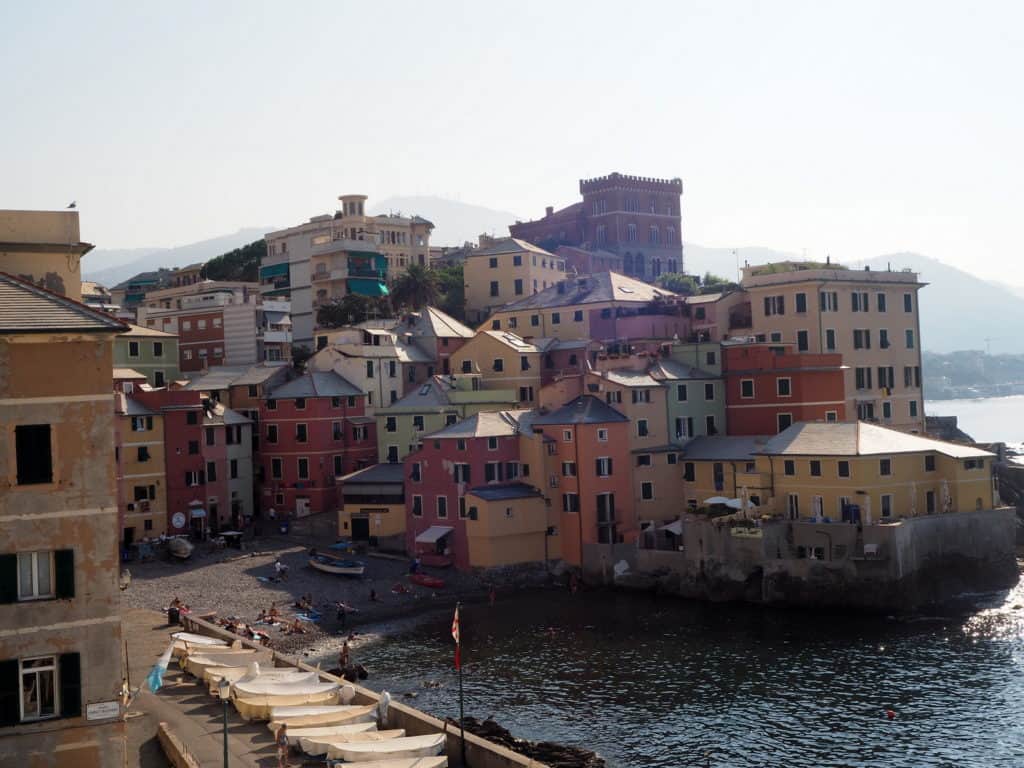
top-left (584, 508), bottom-right (1019, 612)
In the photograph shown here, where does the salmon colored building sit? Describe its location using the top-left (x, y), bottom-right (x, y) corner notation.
top-left (260, 372), bottom-right (376, 518)
top-left (723, 343), bottom-right (847, 435)
top-left (533, 396), bottom-right (635, 567)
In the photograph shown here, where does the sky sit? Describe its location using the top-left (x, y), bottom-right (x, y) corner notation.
top-left (1, 1), bottom-right (1022, 283)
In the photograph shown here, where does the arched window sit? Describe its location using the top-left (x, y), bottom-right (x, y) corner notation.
top-left (667, 226), bottom-right (676, 244)
top-left (595, 225), bottom-right (607, 246)
top-left (635, 252), bottom-right (645, 276)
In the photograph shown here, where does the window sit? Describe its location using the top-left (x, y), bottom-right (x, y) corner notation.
top-left (508, 316), bottom-right (517, 329)
top-left (596, 457), bottom-right (613, 477)
top-left (825, 329), bottom-right (836, 351)
top-left (185, 469), bottom-right (202, 486)
top-left (15, 551), bottom-right (58, 601)
top-left (530, 314), bottom-right (540, 327)
top-left (704, 383), bottom-right (715, 401)
top-left (797, 330), bottom-right (809, 352)
top-left (492, 358), bottom-right (504, 372)
top-left (182, 320), bottom-right (192, 331)
top-left (770, 332), bottom-right (782, 343)
top-left (820, 291), bottom-right (838, 311)
top-left (490, 281), bottom-right (499, 297)
top-left (332, 421), bottom-right (343, 440)
top-left (366, 361), bottom-right (374, 378)
top-left (776, 378), bottom-right (791, 397)
top-left (412, 495), bottom-right (423, 517)
top-left (926, 490), bottom-right (936, 514)
top-left (453, 463), bottom-right (470, 483)
top-left (826, 410), bottom-right (838, 422)
top-left (573, 310), bottom-right (583, 322)
top-left (777, 413), bottom-right (792, 432)
top-left (905, 329), bottom-right (915, 349)
top-left (904, 293), bottom-right (913, 312)
top-left (445, 413), bottom-right (458, 426)
top-left (795, 293), bottom-right (807, 313)
top-left (186, 411), bottom-right (198, 425)
top-left (740, 379), bottom-right (754, 399)
top-left (882, 401), bottom-right (892, 420)
top-left (188, 440), bottom-right (199, 455)
top-left (637, 419), bottom-right (649, 437)
top-left (488, 257), bottom-right (498, 269)
top-left (128, 341), bottom-right (140, 358)
top-left (386, 445), bottom-right (399, 463)
top-left (551, 312), bottom-right (561, 325)
top-left (484, 461), bottom-right (503, 483)
top-left (636, 454), bottom-right (652, 467)
top-left (436, 496), bottom-right (448, 518)
top-left (597, 428), bottom-right (608, 442)
top-left (878, 329), bottom-right (890, 349)
top-left (787, 494), bottom-right (800, 520)
top-left (596, 493), bottom-right (616, 543)
top-left (562, 430), bottom-right (573, 443)
top-left (877, 293), bottom-right (887, 312)
top-left (705, 415), bottom-right (717, 435)
top-left (838, 460), bottom-right (850, 478)
top-left (851, 292), bottom-right (869, 312)
top-left (412, 415), bottom-right (424, 432)
top-left (855, 367), bottom-right (873, 390)
top-left (15, 424), bottom-right (53, 485)
top-left (683, 462), bottom-right (696, 482)
top-left (810, 460), bottom-right (821, 477)
top-left (513, 254), bottom-right (522, 267)
top-left (296, 423), bottom-right (308, 442)
top-left (879, 458), bottom-right (892, 476)
top-left (204, 426), bottom-right (215, 446)
top-left (206, 461), bottom-right (217, 482)
top-left (881, 494), bottom-right (893, 519)
top-left (487, 437), bottom-right (499, 451)
top-left (213, 318), bottom-right (222, 328)
top-left (266, 399), bottom-right (277, 411)
top-left (137, 446), bottom-right (150, 462)
top-left (266, 424), bottom-right (278, 443)
top-left (631, 389), bottom-right (650, 404)
top-left (641, 482), bottom-right (654, 501)
top-left (606, 390), bottom-right (622, 404)
top-left (784, 460), bottom-right (796, 476)
top-left (853, 329), bottom-right (871, 349)
top-left (212, 347), bottom-right (223, 358)
top-left (562, 461), bottom-right (577, 477)
top-left (677, 384), bottom-right (688, 402)
top-left (197, 319), bottom-right (207, 330)
top-left (520, 355), bottom-right (531, 372)
top-left (909, 400), bottom-right (919, 418)
top-left (18, 655), bottom-right (62, 721)
top-left (514, 279), bottom-right (523, 296)
top-left (154, 371), bottom-right (165, 387)
top-left (964, 458), bottom-right (984, 470)
top-left (764, 295), bottom-right (785, 316)
top-left (297, 458), bottom-right (309, 479)
top-left (230, 458), bottom-right (239, 479)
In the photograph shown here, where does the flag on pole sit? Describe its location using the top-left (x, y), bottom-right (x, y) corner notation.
top-left (145, 640), bottom-right (176, 693)
top-left (451, 604), bottom-right (461, 670)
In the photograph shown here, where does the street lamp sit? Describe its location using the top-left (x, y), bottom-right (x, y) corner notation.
top-left (217, 677), bottom-right (230, 767)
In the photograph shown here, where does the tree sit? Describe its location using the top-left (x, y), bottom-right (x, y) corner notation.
top-left (316, 294), bottom-right (392, 328)
top-left (202, 240), bottom-right (265, 282)
top-left (291, 344), bottom-right (313, 371)
top-left (702, 272), bottom-right (730, 288)
top-left (656, 272), bottom-right (699, 295)
top-left (389, 264), bottom-right (439, 311)
top-left (434, 264), bottom-right (466, 321)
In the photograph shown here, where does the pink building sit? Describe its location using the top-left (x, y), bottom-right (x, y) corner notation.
top-left (260, 372), bottom-right (376, 518)
top-left (403, 411), bottom-right (528, 569)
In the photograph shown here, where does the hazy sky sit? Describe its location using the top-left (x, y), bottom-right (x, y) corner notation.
top-left (2, 1), bottom-right (1021, 282)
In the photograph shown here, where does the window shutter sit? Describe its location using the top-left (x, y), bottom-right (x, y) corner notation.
top-left (59, 653), bottom-right (81, 718)
top-left (0, 660), bottom-right (19, 726)
top-left (608, 458), bottom-right (613, 475)
top-left (763, 297), bottom-right (770, 315)
top-left (595, 458), bottom-right (601, 476)
top-left (55, 549), bottom-right (75, 599)
top-left (0, 554), bottom-right (17, 604)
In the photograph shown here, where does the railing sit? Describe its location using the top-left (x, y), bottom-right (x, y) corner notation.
top-left (348, 266), bottom-right (387, 280)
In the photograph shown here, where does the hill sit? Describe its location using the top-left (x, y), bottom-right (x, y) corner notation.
top-left (83, 227), bottom-right (273, 286)
top-left (682, 243), bottom-right (800, 282)
top-left (371, 196), bottom-right (520, 247)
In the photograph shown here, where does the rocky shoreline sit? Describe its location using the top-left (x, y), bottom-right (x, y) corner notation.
top-left (446, 716), bottom-right (606, 768)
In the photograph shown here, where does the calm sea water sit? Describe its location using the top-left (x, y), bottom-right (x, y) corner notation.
top-left (927, 396), bottom-right (1024, 447)
top-left (342, 583), bottom-right (1024, 768)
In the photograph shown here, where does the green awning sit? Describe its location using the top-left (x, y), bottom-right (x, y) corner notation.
top-left (348, 278), bottom-right (389, 297)
top-left (260, 263), bottom-right (290, 279)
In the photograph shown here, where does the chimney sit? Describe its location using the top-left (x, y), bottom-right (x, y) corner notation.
top-left (545, 206), bottom-right (554, 217)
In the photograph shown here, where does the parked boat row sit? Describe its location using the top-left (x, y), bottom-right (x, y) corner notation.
top-left (171, 632), bottom-right (447, 764)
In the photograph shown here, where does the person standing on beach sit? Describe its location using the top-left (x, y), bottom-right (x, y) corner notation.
top-left (276, 723), bottom-right (289, 767)
top-left (339, 640), bottom-right (350, 671)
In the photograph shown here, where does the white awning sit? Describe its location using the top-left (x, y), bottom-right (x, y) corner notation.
top-left (190, 508), bottom-right (207, 519)
top-left (659, 520), bottom-right (683, 535)
top-left (703, 496), bottom-right (732, 506)
top-left (415, 525), bottom-right (453, 544)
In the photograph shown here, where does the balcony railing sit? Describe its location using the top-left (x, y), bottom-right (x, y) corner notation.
top-left (348, 266), bottom-right (387, 280)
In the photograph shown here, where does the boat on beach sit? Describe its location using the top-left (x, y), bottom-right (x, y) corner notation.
top-left (204, 665), bottom-right (301, 694)
top-left (409, 573), bottom-right (445, 589)
top-left (321, 760), bottom-right (448, 768)
top-left (183, 650), bottom-right (272, 677)
top-left (235, 687), bottom-right (340, 721)
top-left (168, 537), bottom-right (194, 560)
top-left (299, 728), bottom-right (405, 756)
top-left (267, 703), bottom-right (377, 729)
top-left (171, 632), bottom-right (230, 657)
top-left (231, 672), bottom-right (323, 696)
top-left (283, 721), bottom-right (377, 747)
top-left (326, 733), bottom-right (447, 761)
top-left (309, 554), bottom-right (366, 576)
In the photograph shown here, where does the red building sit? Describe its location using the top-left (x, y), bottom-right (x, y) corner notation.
top-left (403, 411), bottom-right (526, 570)
top-left (722, 343), bottom-right (847, 435)
top-left (260, 371), bottom-right (376, 517)
top-left (509, 172), bottom-right (683, 281)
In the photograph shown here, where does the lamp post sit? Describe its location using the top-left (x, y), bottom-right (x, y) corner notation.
top-left (218, 677), bottom-right (230, 767)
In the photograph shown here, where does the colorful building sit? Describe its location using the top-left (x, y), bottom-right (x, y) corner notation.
top-left (260, 372), bottom-right (375, 518)
top-left (114, 323), bottom-right (180, 387)
top-left (203, 402), bottom-right (253, 531)
top-left (449, 331), bottom-right (546, 407)
top-left (337, 463), bottom-right (406, 550)
top-left (463, 237), bottom-right (567, 323)
top-left (508, 171), bottom-right (684, 281)
top-left (722, 342), bottom-right (847, 435)
top-left (114, 384), bottom-right (168, 544)
top-left (0, 269), bottom-right (127, 767)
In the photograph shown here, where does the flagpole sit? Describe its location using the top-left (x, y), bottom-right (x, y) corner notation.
top-left (457, 601), bottom-right (466, 767)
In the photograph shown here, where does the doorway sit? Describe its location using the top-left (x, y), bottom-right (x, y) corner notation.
top-left (351, 516), bottom-right (370, 541)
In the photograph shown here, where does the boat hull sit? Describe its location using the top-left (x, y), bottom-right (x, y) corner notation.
top-left (309, 556), bottom-right (366, 576)
top-left (300, 728), bottom-right (405, 756)
top-left (234, 689), bottom-right (339, 721)
top-left (328, 733), bottom-right (447, 762)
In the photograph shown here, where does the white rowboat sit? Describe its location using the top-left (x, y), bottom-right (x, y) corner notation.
top-left (309, 556), bottom-right (366, 576)
top-left (234, 689), bottom-right (340, 721)
top-left (283, 721), bottom-right (377, 746)
top-left (325, 760), bottom-right (448, 768)
top-left (327, 733), bottom-right (447, 762)
top-left (299, 728), bottom-right (405, 756)
top-left (267, 704), bottom-right (377, 729)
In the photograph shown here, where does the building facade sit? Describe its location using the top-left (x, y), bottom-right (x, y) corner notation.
top-left (113, 323), bottom-right (180, 387)
top-left (114, 384), bottom-right (168, 544)
top-left (463, 237), bottom-right (568, 324)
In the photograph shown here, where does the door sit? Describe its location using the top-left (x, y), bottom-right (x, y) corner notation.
top-left (123, 527), bottom-right (135, 547)
top-left (351, 516), bottom-right (370, 541)
top-left (295, 497), bottom-right (311, 517)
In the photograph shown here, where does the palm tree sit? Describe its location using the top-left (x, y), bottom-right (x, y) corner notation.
top-left (391, 264), bottom-right (439, 310)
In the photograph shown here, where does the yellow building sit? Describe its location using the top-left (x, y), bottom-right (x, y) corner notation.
top-left (337, 463), bottom-right (406, 549)
top-left (680, 436), bottom-right (773, 511)
top-left (464, 484), bottom-right (555, 567)
top-left (0, 209), bottom-right (93, 300)
top-left (464, 237), bottom-right (567, 324)
top-left (450, 330), bottom-right (545, 406)
top-left (115, 391), bottom-right (168, 542)
top-left (740, 261), bottom-right (926, 430)
top-left (755, 421), bottom-right (994, 522)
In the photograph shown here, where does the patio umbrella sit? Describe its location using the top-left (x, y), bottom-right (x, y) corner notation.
top-left (909, 481), bottom-right (918, 516)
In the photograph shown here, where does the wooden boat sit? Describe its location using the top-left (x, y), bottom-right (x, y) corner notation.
top-left (204, 666), bottom-right (299, 694)
top-left (183, 650), bottom-right (272, 678)
top-left (327, 759), bottom-right (448, 768)
top-left (168, 537), bottom-right (194, 560)
top-left (327, 733), bottom-right (447, 762)
top-left (267, 703), bottom-right (377, 729)
top-left (171, 632), bottom-right (230, 657)
top-left (231, 672), bottom-right (322, 697)
top-left (234, 687), bottom-right (340, 721)
top-left (270, 704), bottom-right (356, 719)
top-left (409, 573), bottom-right (445, 589)
top-left (309, 555), bottom-right (365, 576)
top-left (300, 728), bottom-right (405, 756)
top-left (283, 721), bottom-right (377, 747)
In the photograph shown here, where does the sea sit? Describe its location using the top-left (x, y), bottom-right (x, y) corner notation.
top-left (927, 395), bottom-right (1024, 455)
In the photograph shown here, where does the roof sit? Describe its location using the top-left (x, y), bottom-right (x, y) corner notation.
top-left (117, 395), bottom-right (157, 416)
top-left (424, 409), bottom-right (532, 439)
top-left (81, 280), bottom-right (109, 296)
top-left (648, 359), bottom-right (717, 381)
top-left (685, 292), bottom-right (725, 304)
top-left (682, 435), bottom-right (768, 461)
top-left (185, 366), bottom-right (251, 391)
top-left (532, 396), bottom-right (628, 425)
top-left (266, 371), bottom-right (364, 399)
top-left (333, 343), bottom-right (434, 363)
top-left (0, 273), bottom-right (128, 334)
top-left (120, 322), bottom-right (177, 338)
top-left (472, 238), bottom-right (555, 258)
top-left (401, 307), bottom-right (475, 339)
top-left (203, 402), bottom-right (252, 426)
top-left (467, 483), bottom-right (543, 501)
top-left (760, 422), bottom-right (994, 459)
top-left (495, 271), bottom-right (679, 313)
top-left (594, 369), bottom-right (661, 388)
top-left (114, 367), bottom-right (147, 380)
top-left (480, 330), bottom-right (543, 353)
top-left (231, 363), bottom-right (291, 386)
top-left (338, 463), bottom-right (405, 484)
top-left (385, 377), bottom-right (455, 409)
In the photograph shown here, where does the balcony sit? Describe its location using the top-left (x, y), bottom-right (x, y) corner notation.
top-left (312, 268), bottom-right (347, 282)
top-left (348, 266), bottom-right (387, 280)
top-left (263, 330), bottom-right (293, 344)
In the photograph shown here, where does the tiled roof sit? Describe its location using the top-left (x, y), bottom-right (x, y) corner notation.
top-left (338, 463), bottom-right (405, 484)
top-left (424, 409), bottom-right (533, 439)
top-left (467, 483), bottom-right (543, 501)
top-left (471, 237), bottom-right (555, 258)
top-left (532, 395), bottom-right (628, 425)
top-left (113, 367), bottom-right (147, 380)
top-left (760, 422), bottom-right (994, 459)
top-left (402, 307), bottom-right (475, 339)
top-left (648, 359), bottom-right (717, 381)
top-left (0, 273), bottom-right (128, 334)
top-left (683, 436), bottom-right (769, 461)
top-left (384, 377), bottom-right (454, 409)
top-left (230, 363), bottom-right (292, 386)
top-left (482, 330), bottom-right (542, 352)
top-left (684, 292), bottom-right (726, 304)
top-left (333, 343), bottom-right (434, 363)
top-left (120, 322), bottom-right (177, 338)
top-left (494, 271), bottom-right (679, 313)
top-left (184, 366), bottom-right (252, 391)
top-left (594, 369), bottom-right (661, 388)
top-left (266, 371), bottom-right (363, 399)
